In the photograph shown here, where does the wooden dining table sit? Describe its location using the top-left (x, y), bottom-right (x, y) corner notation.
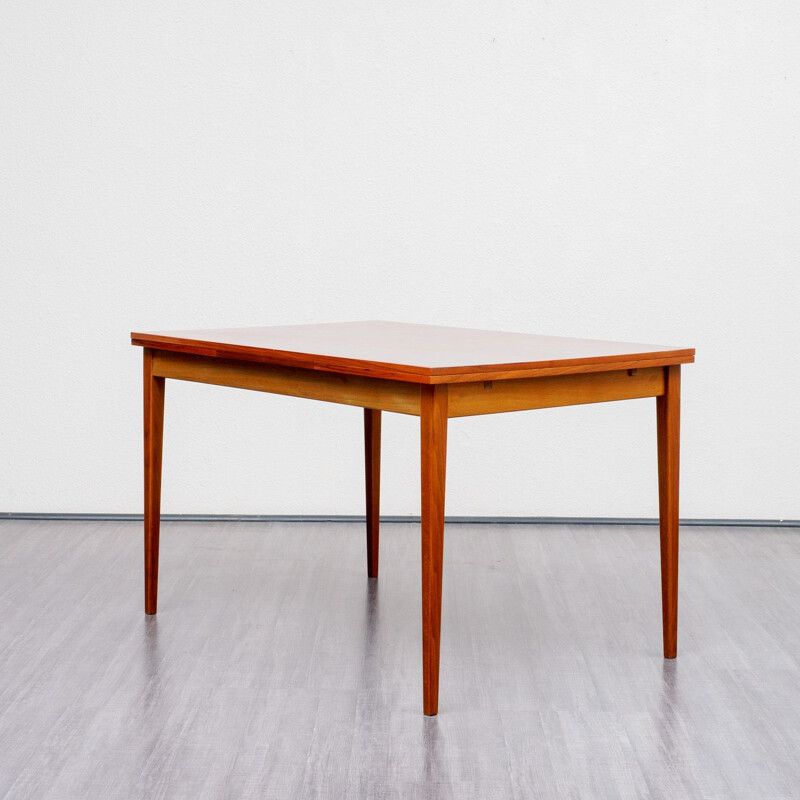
top-left (131, 320), bottom-right (694, 715)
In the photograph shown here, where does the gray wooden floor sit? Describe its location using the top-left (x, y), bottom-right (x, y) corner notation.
top-left (1, 520), bottom-right (799, 799)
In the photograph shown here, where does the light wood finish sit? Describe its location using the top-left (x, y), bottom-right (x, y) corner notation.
top-left (132, 320), bottom-right (694, 384)
top-left (420, 385), bottom-right (448, 716)
top-left (364, 409), bottom-right (381, 578)
top-left (143, 348), bottom-right (165, 615)
top-left (427, 354), bottom-right (690, 384)
top-left (657, 365), bottom-right (681, 658)
top-left (448, 366), bottom-right (664, 418)
top-left (151, 350), bottom-right (421, 416)
top-left (131, 321), bottom-right (694, 714)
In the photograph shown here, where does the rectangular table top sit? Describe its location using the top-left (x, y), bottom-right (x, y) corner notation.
top-left (131, 320), bottom-right (694, 383)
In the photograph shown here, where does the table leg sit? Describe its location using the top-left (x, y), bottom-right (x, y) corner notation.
top-left (657, 364), bottom-right (680, 658)
top-left (421, 385), bottom-right (448, 715)
top-left (143, 349), bottom-right (165, 615)
top-left (364, 408), bottom-right (381, 578)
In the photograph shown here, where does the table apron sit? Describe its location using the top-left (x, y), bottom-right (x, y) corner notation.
top-left (448, 366), bottom-right (665, 417)
top-left (150, 350), bottom-right (422, 415)
top-left (150, 350), bottom-right (664, 418)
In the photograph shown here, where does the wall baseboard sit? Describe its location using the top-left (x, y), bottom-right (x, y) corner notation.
top-left (0, 512), bottom-right (798, 527)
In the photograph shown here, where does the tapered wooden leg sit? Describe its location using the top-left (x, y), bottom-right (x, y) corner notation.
top-left (657, 364), bottom-right (680, 658)
top-left (144, 349), bottom-right (165, 615)
top-left (421, 385), bottom-right (448, 715)
top-left (364, 408), bottom-right (381, 578)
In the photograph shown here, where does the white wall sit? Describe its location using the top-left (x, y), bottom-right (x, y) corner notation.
top-left (2, 1), bottom-right (798, 518)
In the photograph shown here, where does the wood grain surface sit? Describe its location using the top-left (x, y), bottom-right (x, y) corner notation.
top-left (151, 350), bottom-right (421, 415)
top-left (132, 321), bottom-right (694, 384)
top-left (363, 409), bottom-right (381, 579)
top-left (448, 366), bottom-right (664, 417)
top-left (420, 385), bottom-right (448, 715)
top-left (143, 348), bottom-right (164, 615)
top-left (657, 365), bottom-right (681, 658)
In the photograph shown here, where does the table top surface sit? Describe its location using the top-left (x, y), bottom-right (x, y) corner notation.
top-left (131, 321), bottom-right (694, 383)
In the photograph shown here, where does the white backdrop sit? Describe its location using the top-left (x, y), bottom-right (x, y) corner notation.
top-left (2, 1), bottom-right (798, 518)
